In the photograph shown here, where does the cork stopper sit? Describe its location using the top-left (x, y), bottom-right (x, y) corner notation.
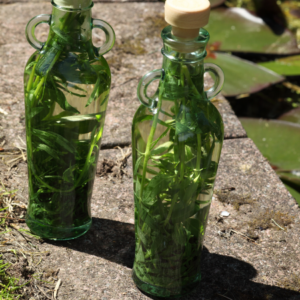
top-left (53, 0), bottom-right (92, 9)
top-left (165, 0), bottom-right (211, 39)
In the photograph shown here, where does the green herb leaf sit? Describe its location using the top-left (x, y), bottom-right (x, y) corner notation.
top-left (85, 75), bottom-right (101, 107)
top-left (33, 129), bottom-right (75, 153)
top-left (136, 245), bottom-right (145, 262)
top-left (29, 107), bottom-right (44, 119)
top-left (137, 225), bottom-right (147, 245)
top-left (142, 174), bottom-right (173, 206)
top-left (46, 79), bottom-right (80, 114)
top-left (36, 143), bottom-right (60, 160)
top-left (151, 141), bottom-right (173, 156)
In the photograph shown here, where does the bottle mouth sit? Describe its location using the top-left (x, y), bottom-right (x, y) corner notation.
top-left (161, 25), bottom-right (209, 60)
top-left (51, 0), bottom-right (94, 11)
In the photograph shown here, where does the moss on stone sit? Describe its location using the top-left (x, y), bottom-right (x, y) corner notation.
top-left (248, 209), bottom-right (294, 231)
top-left (215, 188), bottom-right (256, 210)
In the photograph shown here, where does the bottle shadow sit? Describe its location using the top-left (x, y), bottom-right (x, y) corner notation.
top-left (48, 218), bottom-right (299, 300)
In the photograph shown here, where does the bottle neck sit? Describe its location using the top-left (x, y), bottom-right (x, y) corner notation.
top-left (159, 26), bottom-right (209, 101)
top-left (48, 6), bottom-right (92, 51)
top-left (161, 26), bottom-right (209, 62)
top-left (161, 55), bottom-right (205, 101)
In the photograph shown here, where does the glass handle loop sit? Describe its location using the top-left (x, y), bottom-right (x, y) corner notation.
top-left (92, 19), bottom-right (115, 55)
top-left (137, 69), bottom-right (163, 108)
top-left (204, 63), bottom-right (225, 100)
top-left (25, 14), bottom-right (51, 50)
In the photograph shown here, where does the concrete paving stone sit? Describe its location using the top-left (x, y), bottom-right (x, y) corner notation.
top-left (1, 0), bottom-right (160, 3)
top-left (5, 139), bottom-right (295, 300)
top-left (0, 2), bottom-right (246, 149)
top-left (1, 3), bottom-right (298, 298)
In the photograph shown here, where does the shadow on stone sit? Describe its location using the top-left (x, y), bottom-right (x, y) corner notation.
top-left (49, 218), bottom-right (136, 268)
top-left (48, 218), bottom-right (300, 300)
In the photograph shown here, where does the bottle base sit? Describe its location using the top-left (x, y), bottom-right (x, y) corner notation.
top-left (132, 269), bottom-right (201, 298)
top-left (26, 216), bottom-right (92, 241)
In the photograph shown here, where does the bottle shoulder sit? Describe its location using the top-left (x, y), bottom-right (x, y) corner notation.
top-left (133, 96), bottom-right (224, 141)
top-left (133, 97), bottom-right (223, 122)
top-left (24, 50), bottom-right (111, 85)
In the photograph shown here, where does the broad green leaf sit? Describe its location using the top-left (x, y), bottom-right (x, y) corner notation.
top-left (36, 143), bottom-right (60, 160)
top-left (68, 83), bottom-right (87, 93)
top-left (283, 183), bottom-right (300, 206)
top-left (52, 54), bottom-right (99, 84)
top-left (101, 94), bottom-right (109, 106)
top-left (78, 118), bottom-right (100, 135)
top-left (86, 75), bottom-right (101, 107)
top-left (134, 115), bottom-right (153, 124)
top-left (205, 52), bottom-right (284, 96)
top-left (44, 111), bottom-right (74, 121)
top-left (134, 156), bottom-right (144, 175)
top-left (153, 159), bottom-right (176, 173)
top-left (172, 183), bottom-right (201, 223)
top-left (136, 245), bottom-right (145, 262)
top-left (36, 47), bottom-right (61, 77)
top-left (151, 128), bottom-right (169, 150)
top-left (277, 172), bottom-right (300, 206)
top-left (151, 235), bottom-right (165, 254)
top-left (29, 107), bottom-right (44, 119)
top-left (56, 83), bottom-right (87, 98)
top-left (171, 201), bottom-right (201, 223)
top-left (206, 8), bottom-right (300, 54)
top-left (151, 141), bottom-right (173, 156)
top-left (172, 224), bottom-right (187, 246)
top-left (146, 168), bottom-right (159, 175)
top-left (210, 0), bottom-right (225, 8)
top-left (185, 146), bottom-right (194, 162)
top-left (52, 27), bottom-right (77, 45)
top-left (137, 225), bottom-right (147, 245)
top-left (143, 174), bottom-right (173, 206)
top-left (278, 173), bottom-right (300, 190)
top-left (202, 161), bottom-right (219, 181)
top-left (58, 113), bottom-right (102, 134)
top-left (279, 107), bottom-right (300, 124)
top-left (259, 55), bottom-right (300, 76)
top-left (85, 71), bottom-right (110, 107)
top-left (25, 61), bottom-right (36, 71)
top-left (184, 218), bottom-right (201, 238)
top-left (46, 81), bottom-right (80, 114)
top-left (139, 203), bottom-right (160, 231)
top-left (63, 165), bottom-right (76, 183)
top-left (157, 119), bottom-right (172, 128)
top-left (175, 122), bottom-right (190, 135)
top-left (240, 118), bottom-right (300, 170)
top-left (33, 129), bottom-right (75, 153)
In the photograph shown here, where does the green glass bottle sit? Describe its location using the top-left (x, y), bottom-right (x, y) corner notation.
top-left (132, 0), bottom-right (224, 297)
top-left (24, 0), bottom-right (115, 240)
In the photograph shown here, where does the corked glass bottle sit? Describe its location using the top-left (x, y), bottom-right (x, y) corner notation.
top-left (132, 0), bottom-right (224, 297)
top-left (24, 0), bottom-right (115, 240)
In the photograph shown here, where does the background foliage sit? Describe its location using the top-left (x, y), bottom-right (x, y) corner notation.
top-left (206, 0), bottom-right (300, 204)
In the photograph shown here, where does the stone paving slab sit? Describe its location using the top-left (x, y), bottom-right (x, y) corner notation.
top-left (2, 139), bottom-right (296, 300)
top-left (1, 0), bottom-right (160, 3)
top-left (0, 2), bottom-right (246, 150)
top-left (1, 2), bottom-right (299, 300)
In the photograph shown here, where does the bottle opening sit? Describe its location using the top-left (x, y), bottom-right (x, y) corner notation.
top-left (52, 0), bottom-right (94, 11)
top-left (161, 26), bottom-right (209, 57)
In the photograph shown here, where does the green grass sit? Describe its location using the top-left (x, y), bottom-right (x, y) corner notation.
top-left (0, 255), bottom-right (27, 300)
top-left (0, 187), bottom-right (27, 300)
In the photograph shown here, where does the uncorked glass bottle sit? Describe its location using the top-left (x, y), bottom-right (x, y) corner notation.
top-left (132, 0), bottom-right (224, 297)
top-left (24, 0), bottom-right (115, 240)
